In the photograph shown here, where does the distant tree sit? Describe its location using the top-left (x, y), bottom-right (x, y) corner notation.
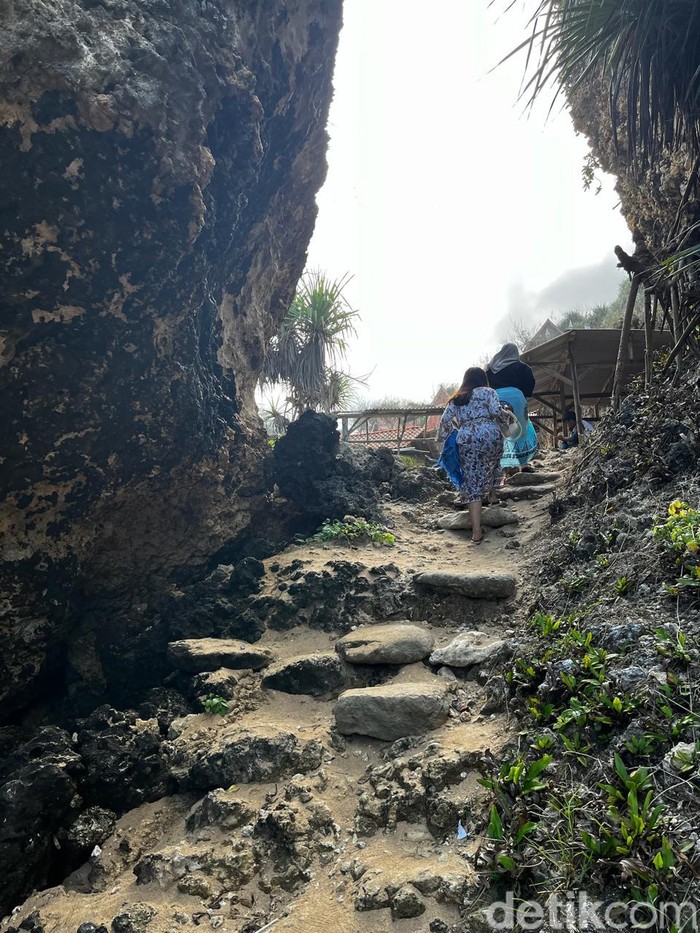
top-left (259, 271), bottom-right (362, 427)
top-left (497, 315), bottom-right (539, 350)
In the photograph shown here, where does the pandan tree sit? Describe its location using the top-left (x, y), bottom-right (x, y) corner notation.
top-left (259, 271), bottom-right (362, 428)
top-left (515, 0), bottom-right (700, 167)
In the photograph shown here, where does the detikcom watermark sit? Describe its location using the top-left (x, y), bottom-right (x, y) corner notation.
top-left (484, 891), bottom-right (699, 931)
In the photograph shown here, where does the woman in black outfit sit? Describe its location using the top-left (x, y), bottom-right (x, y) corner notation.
top-left (486, 343), bottom-right (535, 398)
top-left (486, 343), bottom-right (538, 470)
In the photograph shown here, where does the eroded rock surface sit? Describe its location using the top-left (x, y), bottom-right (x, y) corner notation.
top-left (0, 0), bottom-right (343, 718)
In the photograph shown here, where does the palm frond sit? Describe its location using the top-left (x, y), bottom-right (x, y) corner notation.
top-left (511, 0), bottom-right (700, 166)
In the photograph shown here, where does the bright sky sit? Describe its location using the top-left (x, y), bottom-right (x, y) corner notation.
top-left (306, 0), bottom-right (634, 404)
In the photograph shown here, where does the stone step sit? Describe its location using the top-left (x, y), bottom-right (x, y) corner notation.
top-left (497, 484), bottom-right (557, 501)
top-left (334, 682), bottom-right (451, 741)
top-left (430, 630), bottom-right (506, 668)
top-left (507, 471), bottom-right (561, 486)
top-left (413, 571), bottom-right (516, 599)
top-left (336, 622), bottom-right (434, 665)
top-left (167, 638), bottom-right (274, 673)
top-left (261, 653), bottom-right (347, 696)
top-left (438, 506), bottom-right (518, 530)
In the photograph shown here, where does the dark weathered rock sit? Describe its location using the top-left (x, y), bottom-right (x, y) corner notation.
top-left (273, 414), bottom-right (403, 524)
top-left (0, 727), bottom-right (82, 916)
top-left (390, 884), bottom-right (426, 920)
top-left (0, 0), bottom-right (343, 719)
top-left (137, 688), bottom-right (191, 734)
top-left (110, 905), bottom-right (156, 933)
top-left (191, 668), bottom-right (239, 701)
top-left (179, 725), bottom-right (323, 791)
top-left (413, 571), bottom-right (517, 600)
top-left (59, 806), bottom-right (117, 865)
top-left (186, 789), bottom-right (254, 833)
top-left (262, 653), bottom-right (348, 696)
top-left (167, 638), bottom-right (273, 673)
top-left (76, 706), bottom-right (170, 811)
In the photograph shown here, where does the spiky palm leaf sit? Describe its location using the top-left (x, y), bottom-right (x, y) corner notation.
top-left (511, 0), bottom-right (700, 166)
top-left (259, 271), bottom-right (360, 417)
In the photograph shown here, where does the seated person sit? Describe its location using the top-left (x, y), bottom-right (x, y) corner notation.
top-left (558, 410), bottom-right (594, 449)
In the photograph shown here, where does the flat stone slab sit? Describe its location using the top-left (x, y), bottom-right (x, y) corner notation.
top-left (262, 653), bottom-right (347, 696)
top-left (334, 682), bottom-right (451, 741)
top-left (437, 507), bottom-right (518, 530)
top-left (430, 630), bottom-right (506, 668)
top-left (413, 571), bottom-right (516, 599)
top-left (336, 623), bottom-right (434, 665)
top-left (497, 484), bottom-right (557, 501)
top-left (167, 638), bottom-right (274, 673)
top-left (507, 471), bottom-right (561, 486)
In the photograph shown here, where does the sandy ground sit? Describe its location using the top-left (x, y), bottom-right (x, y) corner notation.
top-left (2, 455), bottom-right (565, 933)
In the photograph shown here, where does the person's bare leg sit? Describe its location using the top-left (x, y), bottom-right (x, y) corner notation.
top-left (486, 487), bottom-right (499, 505)
top-left (468, 500), bottom-right (483, 543)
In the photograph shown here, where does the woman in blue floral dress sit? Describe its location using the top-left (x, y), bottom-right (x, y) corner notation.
top-left (438, 368), bottom-right (504, 544)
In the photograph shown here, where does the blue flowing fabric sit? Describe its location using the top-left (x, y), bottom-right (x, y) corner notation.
top-left (437, 429), bottom-right (463, 489)
top-left (495, 387), bottom-right (538, 469)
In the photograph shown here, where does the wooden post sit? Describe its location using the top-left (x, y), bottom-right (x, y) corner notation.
top-left (669, 284), bottom-right (684, 384)
top-left (567, 341), bottom-right (584, 437)
top-left (612, 273), bottom-right (641, 410)
top-left (558, 383), bottom-right (567, 447)
top-left (341, 417), bottom-right (348, 441)
top-left (643, 288), bottom-right (653, 389)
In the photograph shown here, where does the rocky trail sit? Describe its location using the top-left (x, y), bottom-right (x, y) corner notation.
top-left (1, 454), bottom-right (568, 933)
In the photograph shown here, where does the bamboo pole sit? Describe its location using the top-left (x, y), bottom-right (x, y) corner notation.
top-left (643, 289), bottom-right (653, 389)
top-left (612, 273), bottom-right (641, 410)
top-left (661, 308), bottom-right (700, 375)
top-left (669, 284), bottom-right (684, 383)
top-left (567, 341), bottom-right (584, 437)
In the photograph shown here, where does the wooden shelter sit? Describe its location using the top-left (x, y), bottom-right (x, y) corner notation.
top-left (521, 328), bottom-right (673, 439)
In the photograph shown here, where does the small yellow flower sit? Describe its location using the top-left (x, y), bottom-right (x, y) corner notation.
top-left (687, 541), bottom-right (699, 555)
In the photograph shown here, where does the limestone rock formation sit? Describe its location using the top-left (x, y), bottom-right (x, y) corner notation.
top-left (0, 0), bottom-right (343, 717)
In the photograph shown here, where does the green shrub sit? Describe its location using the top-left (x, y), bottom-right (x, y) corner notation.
top-left (311, 517), bottom-right (395, 546)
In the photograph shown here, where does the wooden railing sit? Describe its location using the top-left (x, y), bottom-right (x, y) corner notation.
top-left (330, 407), bottom-right (445, 451)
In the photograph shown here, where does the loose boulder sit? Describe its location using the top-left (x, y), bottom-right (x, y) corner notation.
top-left (334, 682), bottom-right (451, 741)
top-left (437, 507), bottom-right (518, 530)
top-left (336, 623), bottom-right (434, 665)
top-left (429, 631), bottom-right (506, 668)
top-left (167, 639), bottom-right (273, 673)
top-left (262, 653), bottom-right (347, 696)
top-left (413, 572), bottom-right (516, 600)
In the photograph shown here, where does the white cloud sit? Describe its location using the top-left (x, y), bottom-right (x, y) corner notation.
top-left (307, 0), bottom-right (633, 402)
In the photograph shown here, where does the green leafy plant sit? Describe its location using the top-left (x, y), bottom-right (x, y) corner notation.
top-left (311, 516), bottom-right (395, 546)
top-left (613, 575), bottom-right (631, 596)
top-left (654, 627), bottom-right (691, 663)
top-left (653, 501), bottom-right (700, 590)
top-left (202, 694), bottom-right (229, 716)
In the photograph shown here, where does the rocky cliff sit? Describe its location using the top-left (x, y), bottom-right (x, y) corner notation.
top-left (569, 74), bottom-right (699, 256)
top-left (0, 0), bottom-right (343, 719)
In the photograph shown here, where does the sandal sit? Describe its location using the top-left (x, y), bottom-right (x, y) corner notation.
top-left (471, 533), bottom-right (484, 545)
